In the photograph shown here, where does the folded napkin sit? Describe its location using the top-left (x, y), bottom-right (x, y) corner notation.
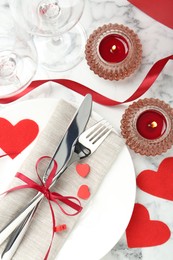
top-left (0, 99), bottom-right (124, 260)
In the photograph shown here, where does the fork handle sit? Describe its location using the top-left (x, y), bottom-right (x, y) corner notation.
top-left (1, 207), bottom-right (37, 260)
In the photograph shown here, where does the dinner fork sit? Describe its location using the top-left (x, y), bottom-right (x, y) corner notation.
top-left (0, 119), bottom-right (113, 259)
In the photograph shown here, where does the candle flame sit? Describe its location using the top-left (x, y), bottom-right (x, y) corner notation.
top-left (110, 45), bottom-right (116, 53)
top-left (148, 121), bottom-right (157, 128)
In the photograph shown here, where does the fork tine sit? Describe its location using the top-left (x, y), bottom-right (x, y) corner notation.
top-left (88, 120), bottom-right (108, 141)
top-left (92, 124), bottom-right (113, 145)
top-left (84, 119), bottom-right (106, 138)
top-left (78, 119), bottom-right (113, 154)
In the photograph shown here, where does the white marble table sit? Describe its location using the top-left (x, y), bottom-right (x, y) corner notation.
top-left (1, 0), bottom-right (173, 259)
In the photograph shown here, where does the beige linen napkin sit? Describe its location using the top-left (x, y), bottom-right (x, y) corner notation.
top-left (0, 99), bottom-right (124, 259)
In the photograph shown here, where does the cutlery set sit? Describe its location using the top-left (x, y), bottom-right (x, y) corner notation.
top-left (0, 94), bottom-right (114, 259)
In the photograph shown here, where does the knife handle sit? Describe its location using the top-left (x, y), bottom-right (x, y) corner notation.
top-left (0, 192), bottom-right (43, 246)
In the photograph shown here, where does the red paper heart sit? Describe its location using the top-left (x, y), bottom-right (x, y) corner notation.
top-left (126, 203), bottom-right (171, 248)
top-left (77, 185), bottom-right (90, 200)
top-left (137, 157), bottom-right (173, 201)
top-left (76, 163), bottom-right (90, 178)
top-left (0, 118), bottom-right (39, 159)
top-left (128, 0), bottom-right (173, 29)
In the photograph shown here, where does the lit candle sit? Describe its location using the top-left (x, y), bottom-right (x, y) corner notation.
top-left (98, 34), bottom-right (129, 63)
top-left (136, 110), bottom-right (167, 140)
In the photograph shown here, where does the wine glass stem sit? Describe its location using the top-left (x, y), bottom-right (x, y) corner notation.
top-left (51, 35), bottom-right (62, 45)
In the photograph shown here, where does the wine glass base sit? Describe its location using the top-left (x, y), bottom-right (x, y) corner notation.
top-left (0, 50), bottom-right (37, 98)
top-left (35, 24), bottom-right (86, 72)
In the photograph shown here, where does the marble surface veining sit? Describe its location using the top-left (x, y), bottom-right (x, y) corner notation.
top-left (1, 0), bottom-right (173, 260)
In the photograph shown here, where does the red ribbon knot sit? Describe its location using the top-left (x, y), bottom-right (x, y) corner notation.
top-left (42, 186), bottom-right (51, 200)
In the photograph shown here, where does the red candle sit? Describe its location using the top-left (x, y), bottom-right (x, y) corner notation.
top-left (98, 34), bottom-right (129, 63)
top-left (136, 110), bottom-right (167, 140)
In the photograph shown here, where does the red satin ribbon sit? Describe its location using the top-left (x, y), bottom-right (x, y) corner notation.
top-left (0, 55), bottom-right (173, 105)
top-left (3, 156), bottom-right (82, 260)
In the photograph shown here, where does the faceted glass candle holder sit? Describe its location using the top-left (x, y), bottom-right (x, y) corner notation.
top-left (120, 98), bottom-right (173, 156)
top-left (85, 23), bottom-right (142, 81)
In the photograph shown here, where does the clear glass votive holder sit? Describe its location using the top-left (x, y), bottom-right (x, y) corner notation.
top-left (120, 98), bottom-right (173, 156)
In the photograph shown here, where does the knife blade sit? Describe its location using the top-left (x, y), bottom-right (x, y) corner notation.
top-left (0, 94), bottom-right (92, 247)
top-left (42, 93), bottom-right (92, 182)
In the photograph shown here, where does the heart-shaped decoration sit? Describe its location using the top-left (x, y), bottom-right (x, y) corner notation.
top-left (76, 163), bottom-right (90, 178)
top-left (0, 118), bottom-right (39, 159)
top-left (137, 157), bottom-right (173, 201)
top-left (126, 203), bottom-right (171, 248)
top-left (128, 0), bottom-right (173, 29)
top-left (77, 185), bottom-right (90, 200)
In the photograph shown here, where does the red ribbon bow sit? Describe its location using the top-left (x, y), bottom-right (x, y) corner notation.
top-left (3, 156), bottom-right (82, 260)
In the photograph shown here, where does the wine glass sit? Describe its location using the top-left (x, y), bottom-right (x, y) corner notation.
top-left (0, 5), bottom-right (37, 98)
top-left (9, 0), bottom-right (86, 72)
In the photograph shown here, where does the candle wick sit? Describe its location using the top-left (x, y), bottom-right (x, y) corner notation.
top-left (148, 121), bottom-right (157, 128)
top-left (110, 45), bottom-right (116, 53)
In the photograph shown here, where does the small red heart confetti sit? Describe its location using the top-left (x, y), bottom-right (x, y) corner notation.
top-left (137, 157), bottom-right (173, 201)
top-left (76, 163), bottom-right (90, 178)
top-left (0, 118), bottom-right (39, 159)
top-left (77, 185), bottom-right (90, 200)
top-left (126, 203), bottom-right (171, 248)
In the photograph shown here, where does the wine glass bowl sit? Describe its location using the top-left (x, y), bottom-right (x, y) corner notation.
top-left (10, 0), bottom-right (85, 36)
top-left (9, 0), bottom-right (86, 72)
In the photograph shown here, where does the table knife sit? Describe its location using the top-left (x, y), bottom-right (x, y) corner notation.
top-left (0, 94), bottom-right (92, 248)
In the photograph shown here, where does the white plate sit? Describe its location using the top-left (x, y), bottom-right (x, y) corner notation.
top-left (0, 98), bottom-right (136, 260)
